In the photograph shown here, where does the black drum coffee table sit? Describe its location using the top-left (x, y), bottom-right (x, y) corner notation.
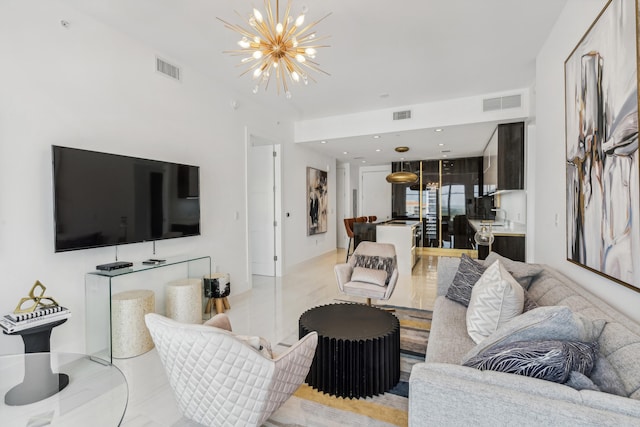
top-left (299, 303), bottom-right (400, 398)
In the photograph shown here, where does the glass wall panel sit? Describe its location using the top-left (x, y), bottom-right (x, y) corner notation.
top-left (391, 157), bottom-right (485, 249)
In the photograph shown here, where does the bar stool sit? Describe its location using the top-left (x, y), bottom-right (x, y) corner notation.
top-left (343, 218), bottom-right (356, 262)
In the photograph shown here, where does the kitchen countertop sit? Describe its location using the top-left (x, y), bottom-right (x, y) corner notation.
top-left (379, 220), bottom-right (421, 227)
top-left (468, 219), bottom-right (526, 237)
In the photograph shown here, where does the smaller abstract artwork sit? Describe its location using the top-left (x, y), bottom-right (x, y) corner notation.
top-left (307, 167), bottom-right (328, 235)
top-left (564, 0), bottom-right (640, 291)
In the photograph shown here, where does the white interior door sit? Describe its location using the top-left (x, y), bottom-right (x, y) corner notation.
top-left (336, 165), bottom-right (347, 248)
top-left (248, 141), bottom-right (276, 276)
top-left (360, 166), bottom-right (392, 220)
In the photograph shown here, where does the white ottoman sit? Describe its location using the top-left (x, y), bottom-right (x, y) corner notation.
top-left (165, 278), bottom-right (203, 324)
top-left (112, 289), bottom-right (155, 359)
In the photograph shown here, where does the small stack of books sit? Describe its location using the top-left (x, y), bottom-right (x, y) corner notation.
top-left (0, 306), bottom-right (71, 333)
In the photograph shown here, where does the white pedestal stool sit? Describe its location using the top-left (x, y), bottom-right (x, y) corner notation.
top-left (165, 278), bottom-right (203, 324)
top-left (111, 289), bottom-right (155, 359)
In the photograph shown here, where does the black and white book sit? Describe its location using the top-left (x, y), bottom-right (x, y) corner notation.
top-left (1, 307), bottom-right (71, 333)
top-left (7, 305), bottom-right (68, 322)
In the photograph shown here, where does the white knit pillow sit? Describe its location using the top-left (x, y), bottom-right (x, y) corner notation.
top-left (466, 260), bottom-right (524, 343)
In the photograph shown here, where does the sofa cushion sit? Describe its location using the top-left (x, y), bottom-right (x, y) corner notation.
top-left (426, 296), bottom-right (476, 364)
top-left (463, 306), bottom-right (606, 362)
top-left (445, 254), bottom-right (487, 307)
top-left (463, 340), bottom-right (598, 383)
top-left (590, 353), bottom-right (627, 396)
top-left (351, 266), bottom-right (388, 287)
top-left (466, 260), bottom-right (524, 343)
top-left (352, 254), bottom-right (396, 285)
top-left (484, 252), bottom-right (544, 290)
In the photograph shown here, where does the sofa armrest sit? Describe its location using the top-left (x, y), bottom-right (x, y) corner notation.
top-left (409, 362), bottom-right (640, 426)
top-left (436, 256), bottom-right (461, 296)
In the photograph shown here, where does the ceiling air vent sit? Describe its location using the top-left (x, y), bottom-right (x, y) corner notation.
top-left (393, 110), bottom-right (412, 120)
top-left (156, 57), bottom-right (181, 81)
top-left (482, 94), bottom-right (521, 112)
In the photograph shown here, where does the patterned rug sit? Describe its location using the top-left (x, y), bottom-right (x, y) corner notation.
top-left (266, 304), bottom-right (432, 427)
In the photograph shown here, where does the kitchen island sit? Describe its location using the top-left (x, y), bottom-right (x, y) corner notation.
top-left (376, 220), bottom-right (421, 274)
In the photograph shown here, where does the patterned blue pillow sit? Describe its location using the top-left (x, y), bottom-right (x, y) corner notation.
top-left (352, 255), bottom-right (396, 285)
top-left (463, 340), bottom-right (598, 384)
top-left (445, 254), bottom-right (487, 307)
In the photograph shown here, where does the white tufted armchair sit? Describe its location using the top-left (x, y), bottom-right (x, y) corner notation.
top-left (144, 313), bottom-right (318, 427)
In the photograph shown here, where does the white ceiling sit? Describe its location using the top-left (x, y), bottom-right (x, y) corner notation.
top-left (59, 0), bottom-right (567, 165)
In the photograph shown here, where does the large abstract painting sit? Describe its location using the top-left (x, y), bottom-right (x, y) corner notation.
top-left (565, 0), bottom-right (640, 291)
top-left (307, 167), bottom-right (328, 235)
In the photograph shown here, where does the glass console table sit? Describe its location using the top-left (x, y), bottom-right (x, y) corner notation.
top-left (0, 352), bottom-right (128, 426)
top-left (85, 255), bottom-right (211, 363)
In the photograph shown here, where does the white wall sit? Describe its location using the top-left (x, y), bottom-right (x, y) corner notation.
top-left (281, 144), bottom-right (337, 270)
top-left (295, 89), bottom-right (531, 142)
top-left (498, 191), bottom-right (527, 225)
top-left (534, 0), bottom-right (640, 322)
top-left (0, 1), bottom-right (330, 354)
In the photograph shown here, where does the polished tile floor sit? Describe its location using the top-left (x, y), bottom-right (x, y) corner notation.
top-left (117, 248), bottom-right (446, 426)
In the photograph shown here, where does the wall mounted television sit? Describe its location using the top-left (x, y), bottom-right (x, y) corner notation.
top-left (52, 145), bottom-right (200, 252)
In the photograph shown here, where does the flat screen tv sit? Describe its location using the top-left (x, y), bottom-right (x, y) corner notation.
top-left (52, 145), bottom-right (200, 252)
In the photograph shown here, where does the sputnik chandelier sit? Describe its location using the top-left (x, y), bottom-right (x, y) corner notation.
top-left (217, 0), bottom-right (330, 98)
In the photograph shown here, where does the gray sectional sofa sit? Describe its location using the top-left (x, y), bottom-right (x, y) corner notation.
top-left (409, 254), bottom-right (640, 426)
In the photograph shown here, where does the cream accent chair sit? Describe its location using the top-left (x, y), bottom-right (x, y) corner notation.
top-left (335, 241), bottom-right (399, 306)
top-left (144, 313), bottom-right (318, 427)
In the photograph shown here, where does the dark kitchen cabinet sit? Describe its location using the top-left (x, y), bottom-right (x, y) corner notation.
top-left (478, 235), bottom-right (525, 262)
top-left (483, 122), bottom-right (525, 194)
top-left (497, 122), bottom-right (525, 190)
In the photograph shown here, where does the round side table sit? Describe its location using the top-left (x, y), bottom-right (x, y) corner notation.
top-left (299, 303), bottom-right (400, 399)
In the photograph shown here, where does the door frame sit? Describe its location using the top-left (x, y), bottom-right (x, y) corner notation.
top-left (244, 128), bottom-right (283, 289)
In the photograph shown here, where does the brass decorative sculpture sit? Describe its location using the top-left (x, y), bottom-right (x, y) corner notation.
top-left (13, 281), bottom-right (59, 314)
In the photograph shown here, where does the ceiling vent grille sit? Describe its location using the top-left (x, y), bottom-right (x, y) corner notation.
top-left (483, 94), bottom-right (521, 112)
top-left (156, 57), bottom-right (181, 81)
top-left (393, 110), bottom-right (412, 120)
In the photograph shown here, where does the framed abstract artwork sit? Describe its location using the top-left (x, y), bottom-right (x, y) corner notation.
top-left (307, 167), bottom-right (328, 235)
top-left (564, 0), bottom-right (640, 291)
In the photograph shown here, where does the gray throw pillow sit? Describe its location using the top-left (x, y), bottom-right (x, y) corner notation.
top-left (445, 254), bottom-right (487, 307)
top-left (352, 254), bottom-right (396, 285)
top-left (462, 306), bottom-right (606, 363)
top-left (463, 340), bottom-right (598, 384)
top-left (523, 290), bottom-right (539, 312)
top-left (565, 371), bottom-right (601, 391)
top-left (484, 252), bottom-right (544, 290)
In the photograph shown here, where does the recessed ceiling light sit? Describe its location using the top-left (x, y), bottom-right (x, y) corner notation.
top-left (438, 143), bottom-right (444, 146)
top-left (320, 140), bottom-right (327, 144)
top-left (343, 151), bottom-right (348, 155)
top-left (373, 135), bottom-right (380, 139)
top-left (362, 160), bottom-right (366, 163)
top-left (435, 128), bottom-right (443, 132)
top-left (442, 154), bottom-right (448, 158)
top-left (375, 149), bottom-right (381, 152)
top-left (400, 157), bottom-right (405, 160)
